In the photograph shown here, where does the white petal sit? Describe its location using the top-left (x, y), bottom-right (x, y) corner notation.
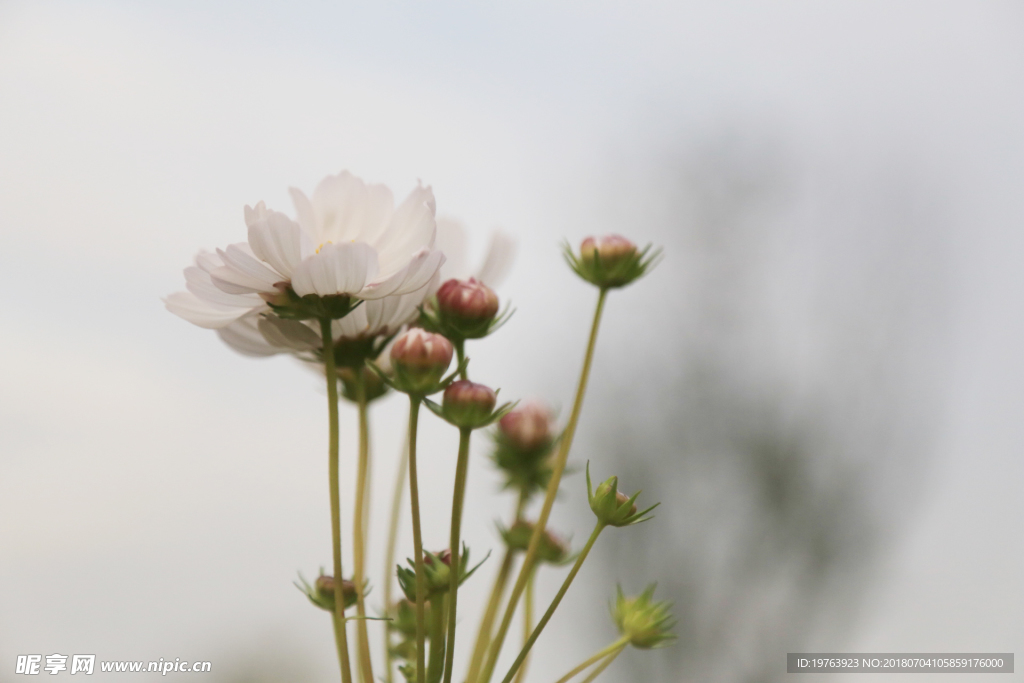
top-left (212, 243), bottom-right (285, 294)
top-left (195, 249), bottom-right (225, 274)
top-left (309, 171), bottom-right (368, 244)
top-left (364, 287), bottom-right (426, 334)
top-left (184, 266), bottom-right (263, 309)
top-left (290, 242), bottom-right (380, 297)
top-left (359, 247), bottom-right (444, 300)
top-left (289, 187), bottom-right (319, 243)
top-left (165, 291), bottom-right (254, 329)
top-left (246, 204), bottom-right (311, 277)
top-left (474, 229), bottom-right (517, 287)
top-left (373, 183), bottom-right (437, 276)
top-left (217, 315), bottom-right (283, 357)
top-left (333, 304), bottom-right (371, 338)
top-left (257, 316), bottom-right (322, 351)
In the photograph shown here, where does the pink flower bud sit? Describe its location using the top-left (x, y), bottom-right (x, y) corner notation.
top-left (312, 574), bottom-right (357, 611)
top-left (390, 329), bottom-right (454, 393)
top-left (498, 401), bottom-right (555, 451)
top-left (580, 234), bottom-right (637, 266)
top-left (437, 278), bottom-right (500, 323)
top-left (426, 549), bottom-right (452, 566)
top-left (615, 490), bottom-right (638, 518)
top-left (443, 380), bottom-right (497, 428)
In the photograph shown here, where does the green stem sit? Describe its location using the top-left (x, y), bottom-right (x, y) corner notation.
top-left (481, 288), bottom-right (609, 683)
top-left (383, 430), bottom-right (409, 683)
top-left (454, 338), bottom-right (468, 380)
top-left (465, 491), bottom-right (526, 683)
top-left (428, 596), bottom-right (447, 683)
top-left (320, 318), bottom-right (354, 683)
top-left (407, 397), bottom-right (428, 683)
top-left (512, 570), bottom-right (535, 683)
top-left (578, 648), bottom-right (624, 683)
top-left (550, 638), bottom-right (628, 683)
top-left (442, 428), bottom-right (473, 683)
top-left (464, 549), bottom-right (514, 683)
top-left (499, 523), bottom-right (606, 683)
top-left (353, 370), bottom-right (374, 683)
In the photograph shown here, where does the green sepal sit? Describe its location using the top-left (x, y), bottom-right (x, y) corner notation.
top-left (562, 241), bottom-right (662, 290)
top-left (266, 287), bottom-right (361, 321)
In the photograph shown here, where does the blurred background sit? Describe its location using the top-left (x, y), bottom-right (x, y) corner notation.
top-left (1, 2), bottom-right (1022, 682)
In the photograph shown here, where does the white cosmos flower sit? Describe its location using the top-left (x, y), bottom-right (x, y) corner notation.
top-left (166, 171), bottom-right (446, 329)
top-left (215, 288), bottom-right (428, 358)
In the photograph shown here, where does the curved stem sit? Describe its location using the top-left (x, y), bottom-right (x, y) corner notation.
top-left (407, 397), bottom-right (427, 683)
top-left (577, 648), bottom-right (624, 683)
top-left (442, 429), bottom-right (473, 683)
top-left (428, 596), bottom-right (447, 683)
top-left (353, 370), bottom-right (374, 683)
top-left (512, 570), bottom-right (535, 683)
top-left (481, 288), bottom-right (608, 683)
top-left (550, 638), bottom-right (628, 683)
top-left (383, 430), bottom-right (410, 683)
top-left (499, 523), bottom-right (606, 683)
top-left (320, 318), bottom-right (354, 683)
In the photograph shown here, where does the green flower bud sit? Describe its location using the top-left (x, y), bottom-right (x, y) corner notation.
top-left (586, 463), bottom-right (659, 527)
top-left (295, 572), bottom-right (358, 612)
top-left (389, 599), bottom-right (432, 638)
top-left (612, 584), bottom-right (675, 649)
top-left (338, 365), bottom-right (389, 403)
top-left (395, 545), bottom-right (488, 602)
top-left (500, 520), bottom-right (571, 564)
top-left (563, 235), bottom-right (661, 289)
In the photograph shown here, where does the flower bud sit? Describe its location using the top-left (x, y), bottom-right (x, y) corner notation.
top-left (390, 599), bottom-right (432, 638)
top-left (612, 584), bottom-right (675, 649)
top-left (614, 490), bottom-right (637, 517)
top-left (586, 464), bottom-right (657, 527)
top-left (501, 521), bottom-right (570, 564)
top-left (442, 380), bottom-right (497, 428)
top-left (338, 365), bottom-right (389, 403)
top-left (580, 234), bottom-right (637, 267)
top-left (566, 234), bottom-right (659, 289)
top-left (436, 278), bottom-right (500, 335)
top-left (498, 401), bottom-right (555, 452)
top-left (299, 573), bottom-right (358, 612)
top-left (396, 545), bottom-right (487, 602)
top-left (390, 329), bottom-right (454, 394)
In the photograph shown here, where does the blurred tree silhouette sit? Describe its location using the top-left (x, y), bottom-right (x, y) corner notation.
top-left (584, 130), bottom-right (949, 683)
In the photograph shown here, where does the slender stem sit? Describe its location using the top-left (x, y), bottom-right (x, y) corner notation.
top-left (353, 370), bottom-right (374, 683)
top-left (442, 429), bottom-right (473, 683)
top-left (465, 490), bottom-right (527, 683)
top-left (464, 549), bottom-right (515, 683)
top-left (320, 318), bottom-right (354, 683)
top-left (455, 339), bottom-right (468, 380)
top-left (577, 648), bottom-right (624, 683)
top-left (428, 596), bottom-right (447, 683)
top-left (481, 288), bottom-right (609, 683)
top-left (550, 638), bottom-right (628, 683)
top-left (383, 430), bottom-right (410, 683)
top-left (407, 397), bottom-right (427, 683)
top-left (512, 571), bottom-right (535, 683)
top-left (499, 523), bottom-right (606, 683)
